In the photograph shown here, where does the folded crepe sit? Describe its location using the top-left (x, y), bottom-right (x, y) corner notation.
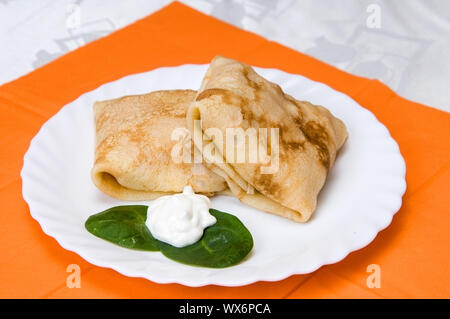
top-left (187, 56), bottom-right (348, 222)
top-left (92, 89), bottom-right (227, 200)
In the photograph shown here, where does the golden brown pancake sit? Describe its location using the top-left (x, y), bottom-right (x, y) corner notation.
top-left (187, 56), bottom-right (348, 222)
top-left (92, 89), bottom-right (227, 200)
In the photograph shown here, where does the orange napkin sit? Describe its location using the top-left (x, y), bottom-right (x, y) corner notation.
top-left (0, 2), bottom-right (448, 298)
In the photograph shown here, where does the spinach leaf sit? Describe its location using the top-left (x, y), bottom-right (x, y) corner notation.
top-left (158, 209), bottom-right (253, 268)
top-left (85, 205), bottom-right (159, 251)
top-left (85, 207), bottom-right (253, 268)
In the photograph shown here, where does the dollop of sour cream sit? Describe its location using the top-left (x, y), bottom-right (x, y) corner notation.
top-left (146, 186), bottom-right (216, 248)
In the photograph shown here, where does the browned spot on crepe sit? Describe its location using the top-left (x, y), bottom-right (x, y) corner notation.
top-left (255, 173), bottom-right (281, 197)
top-left (242, 67), bottom-right (260, 90)
top-left (302, 120), bottom-right (330, 169)
top-left (287, 95), bottom-right (331, 169)
top-left (196, 88), bottom-right (232, 103)
top-left (242, 67), bottom-right (261, 102)
top-left (196, 88), bottom-right (249, 108)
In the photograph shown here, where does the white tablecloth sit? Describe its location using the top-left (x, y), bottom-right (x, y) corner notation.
top-left (1, 0), bottom-right (449, 112)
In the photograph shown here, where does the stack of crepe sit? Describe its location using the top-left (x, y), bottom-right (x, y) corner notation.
top-left (92, 56), bottom-right (348, 222)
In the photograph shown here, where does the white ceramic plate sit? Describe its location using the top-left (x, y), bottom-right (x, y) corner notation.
top-left (21, 64), bottom-right (406, 287)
